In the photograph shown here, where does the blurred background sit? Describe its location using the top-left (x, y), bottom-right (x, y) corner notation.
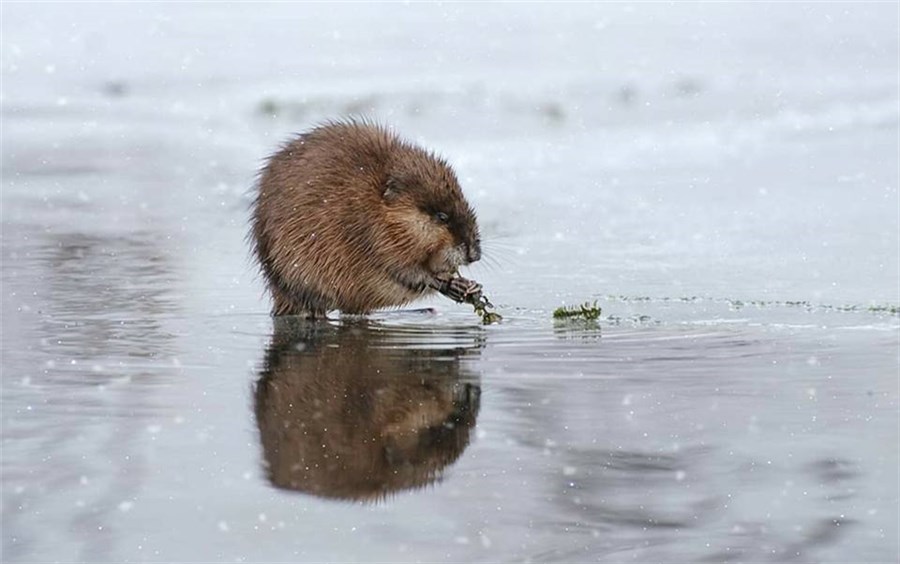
top-left (2, 3), bottom-right (898, 562)
top-left (4, 3), bottom-right (898, 308)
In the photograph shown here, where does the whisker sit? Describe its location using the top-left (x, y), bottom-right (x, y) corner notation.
top-left (465, 260), bottom-right (501, 276)
top-left (481, 246), bottom-right (520, 266)
top-left (481, 254), bottom-right (501, 268)
top-left (482, 235), bottom-right (520, 246)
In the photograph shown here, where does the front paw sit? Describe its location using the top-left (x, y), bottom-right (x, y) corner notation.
top-left (433, 275), bottom-right (482, 303)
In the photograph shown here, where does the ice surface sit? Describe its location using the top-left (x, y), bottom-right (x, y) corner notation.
top-left (1, 3), bottom-right (898, 562)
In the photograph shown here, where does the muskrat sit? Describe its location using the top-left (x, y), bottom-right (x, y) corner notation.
top-left (251, 120), bottom-right (483, 317)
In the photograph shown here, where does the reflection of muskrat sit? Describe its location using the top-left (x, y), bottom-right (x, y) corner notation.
top-left (251, 120), bottom-right (482, 317)
top-left (254, 318), bottom-right (482, 501)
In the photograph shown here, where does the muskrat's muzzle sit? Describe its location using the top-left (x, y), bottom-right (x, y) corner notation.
top-left (466, 240), bottom-right (482, 264)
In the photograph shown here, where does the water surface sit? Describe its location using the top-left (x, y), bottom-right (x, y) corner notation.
top-left (2, 3), bottom-right (898, 562)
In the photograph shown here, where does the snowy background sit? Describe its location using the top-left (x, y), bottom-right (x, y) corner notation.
top-left (2, 3), bottom-right (898, 562)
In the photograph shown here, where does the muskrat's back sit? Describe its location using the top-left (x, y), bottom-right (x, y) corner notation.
top-left (251, 121), bottom-right (481, 317)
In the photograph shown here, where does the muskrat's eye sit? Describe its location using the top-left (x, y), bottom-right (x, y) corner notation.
top-left (435, 211), bottom-right (450, 224)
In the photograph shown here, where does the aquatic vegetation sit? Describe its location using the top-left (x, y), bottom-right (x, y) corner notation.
top-left (433, 275), bottom-right (502, 324)
top-left (868, 304), bottom-right (900, 315)
top-left (553, 301), bottom-right (602, 321)
top-left (605, 295), bottom-right (899, 316)
top-left (605, 314), bottom-right (657, 326)
top-left (468, 292), bottom-right (503, 325)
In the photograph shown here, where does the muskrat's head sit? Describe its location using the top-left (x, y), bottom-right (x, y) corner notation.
top-left (379, 145), bottom-right (481, 290)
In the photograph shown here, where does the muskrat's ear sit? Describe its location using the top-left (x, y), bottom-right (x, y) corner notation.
top-left (383, 177), bottom-right (402, 201)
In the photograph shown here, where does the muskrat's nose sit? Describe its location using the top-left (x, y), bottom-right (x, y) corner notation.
top-left (466, 240), bottom-right (482, 263)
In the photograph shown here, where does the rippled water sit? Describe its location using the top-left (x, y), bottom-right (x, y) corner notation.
top-left (2, 3), bottom-right (899, 562)
top-left (3, 300), bottom-right (897, 561)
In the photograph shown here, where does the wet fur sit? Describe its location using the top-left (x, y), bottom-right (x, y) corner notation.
top-left (251, 120), bottom-right (480, 317)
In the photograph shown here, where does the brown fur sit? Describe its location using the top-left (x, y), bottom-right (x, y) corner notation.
top-left (251, 120), bottom-right (481, 317)
top-left (254, 318), bottom-right (481, 501)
